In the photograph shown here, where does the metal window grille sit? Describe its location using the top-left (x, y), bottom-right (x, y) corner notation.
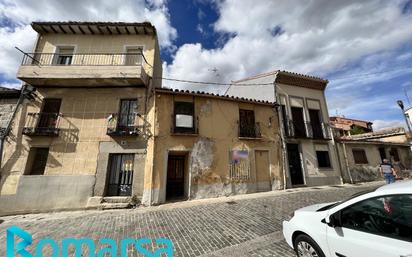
top-left (229, 150), bottom-right (250, 180)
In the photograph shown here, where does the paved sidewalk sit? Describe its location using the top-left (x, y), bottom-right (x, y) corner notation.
top-left (0, 182), bottom-right (383, 257)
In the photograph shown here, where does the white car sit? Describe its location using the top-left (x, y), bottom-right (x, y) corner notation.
top-left (283, 181), bottom-right (412, 257)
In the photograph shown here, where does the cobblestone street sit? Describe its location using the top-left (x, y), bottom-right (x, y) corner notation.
top-left (0, 182), bottom-right (383, 257)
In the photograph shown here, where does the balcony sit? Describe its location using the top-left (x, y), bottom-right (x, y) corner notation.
top-left (17, 52), bottom-right (149, 87)
top-left (284, 119), bottom-right (331, 140)
top-left (106, 113), bottom-right (144, 137)
top-left (22, 112), bottom-right (61, 137)
top-left (238, 121), bottom-right (262, 139)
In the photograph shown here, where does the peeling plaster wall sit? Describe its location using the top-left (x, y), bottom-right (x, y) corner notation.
top-left (337, 142), bottom-right (412, 183)
top-left (144, 92), bottom-right (282, 205)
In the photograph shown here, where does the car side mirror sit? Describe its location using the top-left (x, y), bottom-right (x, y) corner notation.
top-left (325, 211), bottom-right (342, 228)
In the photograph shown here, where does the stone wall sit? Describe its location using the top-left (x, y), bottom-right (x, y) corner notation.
top-left (0, 98), bottom-right (19, 132)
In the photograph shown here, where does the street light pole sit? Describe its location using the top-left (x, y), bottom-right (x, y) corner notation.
top-left (397, 100), bottom-right (412, 136)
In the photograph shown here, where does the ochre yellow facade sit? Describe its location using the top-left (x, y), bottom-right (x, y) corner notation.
top-left (142, 91), bottom-right (283, 204)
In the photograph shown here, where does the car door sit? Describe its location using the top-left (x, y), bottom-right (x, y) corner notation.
top-left (326, 194), bottom-right (412, 257)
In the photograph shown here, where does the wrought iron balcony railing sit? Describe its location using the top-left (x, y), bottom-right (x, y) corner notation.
top-left (21, 52), bottom-right (148, 66)
top-left (238, 121), bottom-right (262, 138)
top-left (107, 113), bottom-right (144, 136)
top-left (284, 119), bottom-right (331, 140)
top-left (22, 112), bottom-right (61, 136)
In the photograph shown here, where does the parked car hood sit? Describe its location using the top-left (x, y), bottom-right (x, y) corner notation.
top-left (295, 202), bottom-right (336, 213)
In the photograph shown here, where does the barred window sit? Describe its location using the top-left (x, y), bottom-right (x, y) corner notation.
top-left (229, 150), bottom-right (250, 179)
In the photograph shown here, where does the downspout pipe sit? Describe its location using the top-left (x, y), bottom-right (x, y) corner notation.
top-left (342, 142), bottom-right (353, 184)
top-left (276, 103), bottom-right (288, 190)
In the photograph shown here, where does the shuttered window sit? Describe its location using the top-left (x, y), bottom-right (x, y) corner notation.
top-left (352, 149), bottom-right (368, 164)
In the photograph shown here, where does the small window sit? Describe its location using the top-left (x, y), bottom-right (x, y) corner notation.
top-left (125, 47), bottom-right (143, 65)
top-left (316, 151), bottom-right (331, 168)
top-left (174, 101), bottom-right (195, 133)
top-left (352, 149), bottom-right (368, 164)
top-left (26, 148), bottom-right (49, 175)
top-left (55, 46), bottom-right (74, 65)
top-left (341, 194), bottom-right (412, 242)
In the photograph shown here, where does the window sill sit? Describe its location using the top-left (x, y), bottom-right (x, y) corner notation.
top-left (238, 136), bottom-right (263, 140)
top-left (171, 132), bottom-right (199, 137)
top-left (318, 167), bottom-right (333, 171)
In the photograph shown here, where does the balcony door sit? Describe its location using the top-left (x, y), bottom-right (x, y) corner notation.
top-left (239, 109), bottom-right (256, 137)
top-left (38, 99), bottom-right (61, 133)
top-left (309, 109), bottom-right (323, 139)
top-left (118, 99), bottom-right (137, 130)
top-left (291, 107), bottom-right (306, 138)
top-left (124, 46), bottom-right (143, 65)
top-left (55, 46), bottom-right (74, 65)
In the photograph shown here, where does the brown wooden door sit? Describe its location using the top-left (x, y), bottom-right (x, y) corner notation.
top-left (255, 150), bottom-right (271, 192)
top-left (166, 155), bottom-right (186, 200)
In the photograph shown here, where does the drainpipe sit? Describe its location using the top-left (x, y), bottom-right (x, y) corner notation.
top-left (342, 142), bottom-right (353, 184)
top-left (330, 129), bottom-right (344, 184)
top-left (148, 78), bottom-right (157, 206)
top-left (274, 103), bottom-right (288, 190)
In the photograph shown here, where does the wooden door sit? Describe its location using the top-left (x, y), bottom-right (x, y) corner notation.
top-left (287, 144), bottom-right (304, 185)
top-left (255, 150), bottom-right (271, 192)
top-left (166, 155), bottom-right (186, 200)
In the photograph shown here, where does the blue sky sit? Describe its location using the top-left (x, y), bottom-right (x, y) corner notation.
top-left (1, 0), bottom-right (412, 130)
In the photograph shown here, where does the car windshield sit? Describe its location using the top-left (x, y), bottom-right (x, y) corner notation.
top-left (317, 189), bottom-right (375, 211)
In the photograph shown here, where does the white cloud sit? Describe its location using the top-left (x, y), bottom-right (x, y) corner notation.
top-left (0, 0), bottom-right (177, 82)
top-left (372, 119), bottom-right (406, 131)
top-left (0, 81), bottom-right (21, 89)
top-left (164, 0), bottom-right (412, 91)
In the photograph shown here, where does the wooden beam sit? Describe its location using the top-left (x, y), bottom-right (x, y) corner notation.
top-left (125, 26), bottom-right (131, 35)
top-left (78, 25), bottom-right (86, 34)
top-left (115, 26), bottom-right (121, 34)
top-left (87, 25), bottom-right (95, 35)
top-left (96, 26), bottom-right (104, 34)
top-left (106, 26), bottom-right (113, 35)
top-left (68, 25), bottom-right (76, 34)
top-left (133, 26), bottom-right (138, 34)
top-left (58, 25), bottom-right (67, 34)
top-left (42, 25), bottom-right (50, 33)
top-left (50, 25), bottom-right (58, 33)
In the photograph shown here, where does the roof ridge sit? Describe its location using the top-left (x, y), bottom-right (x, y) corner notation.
top-left (156, 88), bottom-right (275, 105)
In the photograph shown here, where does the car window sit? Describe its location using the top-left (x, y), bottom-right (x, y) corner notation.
top-left (340, 194), bottom-right (412, 242)
top-left (317, 189), bottom-right (375, 211)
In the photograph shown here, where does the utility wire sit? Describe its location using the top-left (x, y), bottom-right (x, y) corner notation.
top-left (153, 77), bottom-right (273, 86)
top-left (154, 65), bottom-right (412, 87)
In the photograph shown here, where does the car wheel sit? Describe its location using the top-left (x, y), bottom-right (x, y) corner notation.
top-left (293, 234), bottom-right (326, 257)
